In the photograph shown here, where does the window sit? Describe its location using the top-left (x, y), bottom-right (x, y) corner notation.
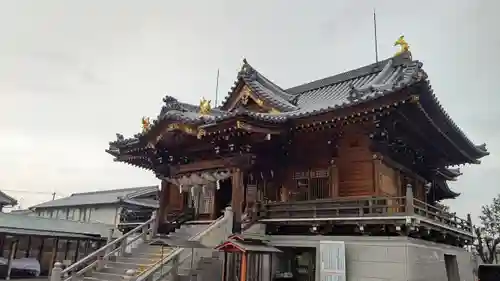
top-left (293, 169), bottom-right (330, 201)
top-left (79, 208), bottom-right (86, 221)
top-left (87, 208), bottom-right (92, 222)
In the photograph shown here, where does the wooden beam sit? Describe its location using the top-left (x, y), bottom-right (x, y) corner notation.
top-left (73, 240), bottom-right (80, 263)
top-left (37, 238), bottom-right (45, 262)
top-left (25, 236), bottom-right (32, 258)
top-left (377, 153), bottom-right (427, 183)
top-left (170, 154), bottom-right (255, 176)
top-left (234, 120), bottom-right (283, 135)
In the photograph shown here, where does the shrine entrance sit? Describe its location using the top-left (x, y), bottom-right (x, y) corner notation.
top-left (166, 170), bottom-right (232, 220)
top-left (214, 178), bottom-right (232, 219)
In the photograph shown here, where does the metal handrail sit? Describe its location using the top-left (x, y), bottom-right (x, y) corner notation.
top-left (136, 209), bottom-right (229, 281)
top-left (61, 215), bottom-right (155, 276)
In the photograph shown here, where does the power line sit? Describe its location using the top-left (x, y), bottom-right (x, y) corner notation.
top-left (373, 8), bottom-right (379, 64)
top-left (1, 189), bottom-right (65, 197)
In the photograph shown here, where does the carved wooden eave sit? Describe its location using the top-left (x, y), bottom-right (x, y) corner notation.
top-left (143, 120), bottom-right (204, 147)
top-left (228, 85), bottom-right (282, 114)
top-left (168, 154), bottom-right (256, 177)
top-left (199, 118), bottom-right (284, 140)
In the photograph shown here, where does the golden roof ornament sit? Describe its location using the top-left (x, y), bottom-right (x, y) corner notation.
top-left (141, 117), bottom-right (151, 132)
top-left (199, 97), bottom-right (212, 115)
top-left (394, 35), bottom-right (410, 57)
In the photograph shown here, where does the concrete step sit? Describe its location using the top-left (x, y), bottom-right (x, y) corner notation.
top-left (100, 266), bottom-right (131, 275)
top-left (178, 274), bottom-right (193, 281)
top-left (132, 251), bottom-right (171, 260)
top-left (135, 246), bottom-right (173, 256)
top-left (115, 256), bottom-right (161, 264)
top-left (90, 271), bottom-right (127, 281)
top-left (105, 260), bottom-right (155, 269)
top-left (83, 277), bottom-right (105, 281)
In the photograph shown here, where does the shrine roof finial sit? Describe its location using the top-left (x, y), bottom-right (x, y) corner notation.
top-left (141, 116), bottom-right (151, 132)
top-left (394, 35), bottom-right (411, 58)
top-left (199, 97), bottom-right (212, 115)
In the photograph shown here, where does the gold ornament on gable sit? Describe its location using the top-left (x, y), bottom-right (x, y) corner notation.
top-left (394, 35), bottom-right (410, 57)
top-left (199, 97), bottom-right (212, 115)
top-left (141, 117), bottom-right (151, 132)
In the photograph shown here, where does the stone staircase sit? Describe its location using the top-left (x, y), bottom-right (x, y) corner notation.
top-left (83, 223), bottom-right (207, 281)
top-left (50, 207), bottom-right (234, 281)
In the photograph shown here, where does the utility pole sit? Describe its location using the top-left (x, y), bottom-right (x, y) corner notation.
top-left (52, 192), bottom-right (56, 200)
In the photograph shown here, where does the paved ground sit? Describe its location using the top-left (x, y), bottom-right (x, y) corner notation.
top-left (1, 277), bottom-right (47, 281)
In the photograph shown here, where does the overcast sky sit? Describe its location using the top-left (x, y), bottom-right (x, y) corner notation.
top-left (0, 0), bottom-right (498, 221)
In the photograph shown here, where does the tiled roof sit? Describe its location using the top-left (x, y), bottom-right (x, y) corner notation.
top-left (0, 212), bottom-right (112, 237)
top-left (107, 51), bottom-right (488, 165)
top-left (0, 190), bottom-right (17, 206)
top-left (110, 52), bottom-right (420, 146)
top-left (30, 186), bottom-right (158, 209)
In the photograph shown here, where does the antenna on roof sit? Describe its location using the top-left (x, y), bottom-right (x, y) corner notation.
top-left (373, 8), bottom-right (379, 64)
top-left (214, 69), bottom-right (220, 107)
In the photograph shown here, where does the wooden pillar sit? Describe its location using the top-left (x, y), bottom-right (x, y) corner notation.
top-left (373, 155), bottom-right (382, 195)
top-left (329, 159), bottom-right (339, 198)
top-left (240, 252), bottom-right (247, 281)
top-left (64, 240), bottom-right (71, 260)
top-left (6, 240), bottom-right (18, 280)
top-left (0, 234), bottom-right (5, 258)
top-left (231, 168), bottom-right (244, 234)
top-left (37, 238), bottom-right (45, 262)
top-left (73, 240), bottom-right (80, 263)
top-left (222, 251), bottom-right (228, 281)
top-left (211, 182), bottom-right (219, 220)
top-left (25, 236), bottom-right (32, 258)
top-left (405, 184), bottom-right (414, 215)
top-left (50, 238), bottom-right (59, 268)
top-left (83, 240), bottom-right (90, 256)
top-left (158, 180), bottom-right (171, 223)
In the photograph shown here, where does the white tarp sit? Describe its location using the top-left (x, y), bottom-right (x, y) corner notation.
top-left (0, 257), bottom-right (41, 276)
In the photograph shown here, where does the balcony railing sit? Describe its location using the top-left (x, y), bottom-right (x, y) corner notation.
top-left (258, 184), bottom-right (472, 235)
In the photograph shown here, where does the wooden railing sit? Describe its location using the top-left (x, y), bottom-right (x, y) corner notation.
top-left (259, 184), bottom-right (473, 235)
top-left (412, 199), bottom-right (472, 233)
top-left (261, 196), bottom-right (407, 218)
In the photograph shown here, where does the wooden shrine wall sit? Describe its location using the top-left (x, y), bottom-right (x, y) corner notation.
top-left (283, 131), bottom-right (332, 200)
top-left (280, 124), bottom-right (382, 199)
top-left (337, 127), bottom-right (374, 197)
top-left (376, 162), bottom-right (399, 197)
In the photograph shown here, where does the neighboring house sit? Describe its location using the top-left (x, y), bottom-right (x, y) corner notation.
top-left (0, 190), bottom-right (17, 212)
top-left (28, 186), bottom-right (159, 227)
top-left (0, 212), bottom-right (111, 277)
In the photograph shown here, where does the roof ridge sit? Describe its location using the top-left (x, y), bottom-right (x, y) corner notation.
top-left (0, 190), bottom-right (17, 205)
top-left (286, 52), bottom-right (413, 95)
top-left (220, 58), bottom-right (298, 111)
top-left (70, 186), bottom-right (156, 197)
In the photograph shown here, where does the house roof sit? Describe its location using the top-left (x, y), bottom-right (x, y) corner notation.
top-left (0, 190), bottom-right (17, 206)
top-left (30, 186), bottom-right (158, 209)
top-left (0, 212), bottom-right (112, 238)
